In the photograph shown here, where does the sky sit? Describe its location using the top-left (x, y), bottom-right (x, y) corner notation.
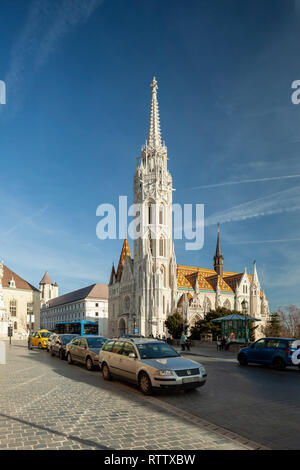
top-left (1, 0), bottom-right (300, 312)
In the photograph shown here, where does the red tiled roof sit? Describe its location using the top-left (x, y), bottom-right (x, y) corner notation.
top-left (40, 271), bottom-right (53, 285)
top-left (2, 265), bottom-right (39, 292)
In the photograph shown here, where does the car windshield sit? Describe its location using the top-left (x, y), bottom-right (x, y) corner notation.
top-left (87, 337), bottom-right (106, 348)
top-left (61, 335), bottom-right (77, 344)
top-left (40, 332), bottom-right (51, 338)
top-left (137, 342), bottom-right (179, 359)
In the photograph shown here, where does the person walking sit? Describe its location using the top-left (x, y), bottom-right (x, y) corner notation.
top-left (180, 331), bottom-right (187, 351)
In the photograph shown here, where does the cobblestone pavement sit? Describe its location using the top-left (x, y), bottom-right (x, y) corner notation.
top-left (0, 341), bottom-right (263, 450)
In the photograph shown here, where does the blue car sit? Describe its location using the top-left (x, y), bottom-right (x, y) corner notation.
top-left (237, 337), bottom-right (300, 370)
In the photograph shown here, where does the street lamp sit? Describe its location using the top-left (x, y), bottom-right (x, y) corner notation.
top-left (241, 299), bottom-right (249, 343)
top-left (8, 318), bottom-right (13, 345)
top-left (132, 313), bottom-right (136, 334)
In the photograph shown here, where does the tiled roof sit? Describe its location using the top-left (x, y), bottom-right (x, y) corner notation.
top-left (43, 283), bottom-right (108, 309)
top-left (116, 239), bottom-right (132, 282)
top-left (177, 265), bottom-right (250, 293)
top-left (2, 264), bottom-right (39, 292)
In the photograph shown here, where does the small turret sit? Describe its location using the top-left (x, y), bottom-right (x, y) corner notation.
top-left (39, 272), bottom-right (58, 304)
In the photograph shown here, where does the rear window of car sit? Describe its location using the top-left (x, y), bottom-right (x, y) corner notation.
top-left (102, 340), bottom-right (114, 352)
top-left (111, 341), bottom-right (124, 354)
top-left (87, 337), bottom-right (107, 348)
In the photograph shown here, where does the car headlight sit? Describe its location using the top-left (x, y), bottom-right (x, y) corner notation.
top-left (199, 366), bottom-right (206, 374)
top-left (156, 370), bottom-right (174, 376)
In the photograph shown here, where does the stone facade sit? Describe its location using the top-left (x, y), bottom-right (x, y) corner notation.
top-left (40, 284), bottom-right (109, 336)
top-left (108, 78), bottom-right (270, 339)
top-left (0, 262), bottom-right (41, 337)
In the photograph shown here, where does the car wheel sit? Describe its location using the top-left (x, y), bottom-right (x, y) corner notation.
top-left (273, 357), bottom-right (286, 371)
top-left (50, 348), bottom-right (55, 357)
top-left (86, 357), bottom-right (94, 371)
top-left (38, 343), bottom-right (42, 349)
top-left (102, 362), bottom-right (112, 380)
top-left (238, 354), bottom-right (248, 366)
top-left (59, 350), bottom-right (64, 360)
top-left (139, 372), bottom-right (152, 395)
top-left (67, 353), bottom-right (73, 364)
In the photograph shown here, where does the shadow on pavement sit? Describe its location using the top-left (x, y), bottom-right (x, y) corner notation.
top-left (0, 412), bottom-right (111, 450)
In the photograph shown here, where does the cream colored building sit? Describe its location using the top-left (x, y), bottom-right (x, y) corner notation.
top-left (40, 284), bottom-right (109, 336)
top-left (0, 262), bottom-right (41, 337)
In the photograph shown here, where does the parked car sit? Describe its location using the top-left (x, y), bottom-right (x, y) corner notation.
top-left (31, 330), bottom-right (52, 349)
top-left (99, 338), bottom-right (207, 395)
top-left (237, 337), bottom-right (300, 370)
top-left (47, 333), bottom-right (57, 352)
top-left (50, 334), bottom-right (79, 359)
top-left (66, 335), bottom-right (107, 370)
top-left (119, 334), bottom-right (144, 339)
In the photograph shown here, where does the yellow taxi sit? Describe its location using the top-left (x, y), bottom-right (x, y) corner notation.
top-left (31, 330), bottom-right (52, 349)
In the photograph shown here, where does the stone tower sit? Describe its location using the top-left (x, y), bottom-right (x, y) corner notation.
top-left (39, 272), bottom-right (58, 306)
top-left (133, 77), bottom-right (177, 337)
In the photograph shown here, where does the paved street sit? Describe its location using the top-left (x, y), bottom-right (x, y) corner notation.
top-left (167, 347), bottom-right (300, 450)
top-left (0, 341), bottom-right (299, 450)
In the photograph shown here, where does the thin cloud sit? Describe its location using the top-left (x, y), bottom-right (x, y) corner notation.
top-left (204, 185), bottom-right (300, 227)
top-left (189, 174), bottom-right (300, 190)
top-left (226, 238), bottom-right (300, 245)
top-left (2, 0), bottom-right (104, 117)
top-left (2, 205), bottom-right (49, 237)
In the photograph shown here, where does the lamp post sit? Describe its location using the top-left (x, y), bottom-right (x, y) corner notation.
top-left (241, 299), bottom-right (249, 343)
top-left (8, 318), bottom-right (13, 345)
top-left (132, 314), bottom-right (136, 334)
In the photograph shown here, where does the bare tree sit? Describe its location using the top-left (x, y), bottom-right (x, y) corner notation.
top-left (277, 305), bottom-right (300, 338)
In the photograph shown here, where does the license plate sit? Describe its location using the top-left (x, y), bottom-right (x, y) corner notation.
top-left (182, 377), bottom-right (200, 384)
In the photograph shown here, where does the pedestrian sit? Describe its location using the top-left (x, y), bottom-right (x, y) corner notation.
top-left (180, 331), bottom-right (187, 351)
top-left (186, 338), bottom-right (191, 351)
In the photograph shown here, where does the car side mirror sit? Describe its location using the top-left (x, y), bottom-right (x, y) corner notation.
top-left (128, 353), bottom-right (136, 359)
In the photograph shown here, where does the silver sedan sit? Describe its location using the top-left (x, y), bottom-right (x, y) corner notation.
top-left (99, 338), bottom-right (207, 394)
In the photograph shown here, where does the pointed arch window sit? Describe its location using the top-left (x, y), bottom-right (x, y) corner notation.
top-left (148, 204), bottom-right (153, 224)
top-left (159, 205), bottom-right (164, 225)
top-left (159, 237), bottom-right (165, 257)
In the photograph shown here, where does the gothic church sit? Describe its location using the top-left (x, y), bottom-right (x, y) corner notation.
top-left (108, 78), bottom-right (270, 338)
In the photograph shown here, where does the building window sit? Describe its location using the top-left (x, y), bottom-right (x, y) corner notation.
top-left (14, 321), bottom-right (17, 330)
top-left (95, 312), bottom-right (99, 317)
top-left (159, 237), bottom-right (165, 257)
top-left (124, 296), bottom-right (130, 313)
top-left (95, 303), bottom-right (99, 307)
top-left (159, 206), bottom-right (164, 225)
top-left (10, 300), bottom-right (17, 317)
top-left (148, 204), bottom-right (153, 224)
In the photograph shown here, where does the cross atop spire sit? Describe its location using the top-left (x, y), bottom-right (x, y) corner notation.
top-left (147, 77), bottom-right (162, 149)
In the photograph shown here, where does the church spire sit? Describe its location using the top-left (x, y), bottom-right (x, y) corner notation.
top-left (146, 77), bottom-right (162, 149)
top-left (214, 224), bottom-right (224, 276)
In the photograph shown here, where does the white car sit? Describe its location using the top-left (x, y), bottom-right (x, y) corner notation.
top-left (99, 338), bottom-right (207, 394)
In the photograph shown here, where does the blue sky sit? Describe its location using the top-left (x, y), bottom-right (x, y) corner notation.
top-left (1, 0), bottom-right (300, 312)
